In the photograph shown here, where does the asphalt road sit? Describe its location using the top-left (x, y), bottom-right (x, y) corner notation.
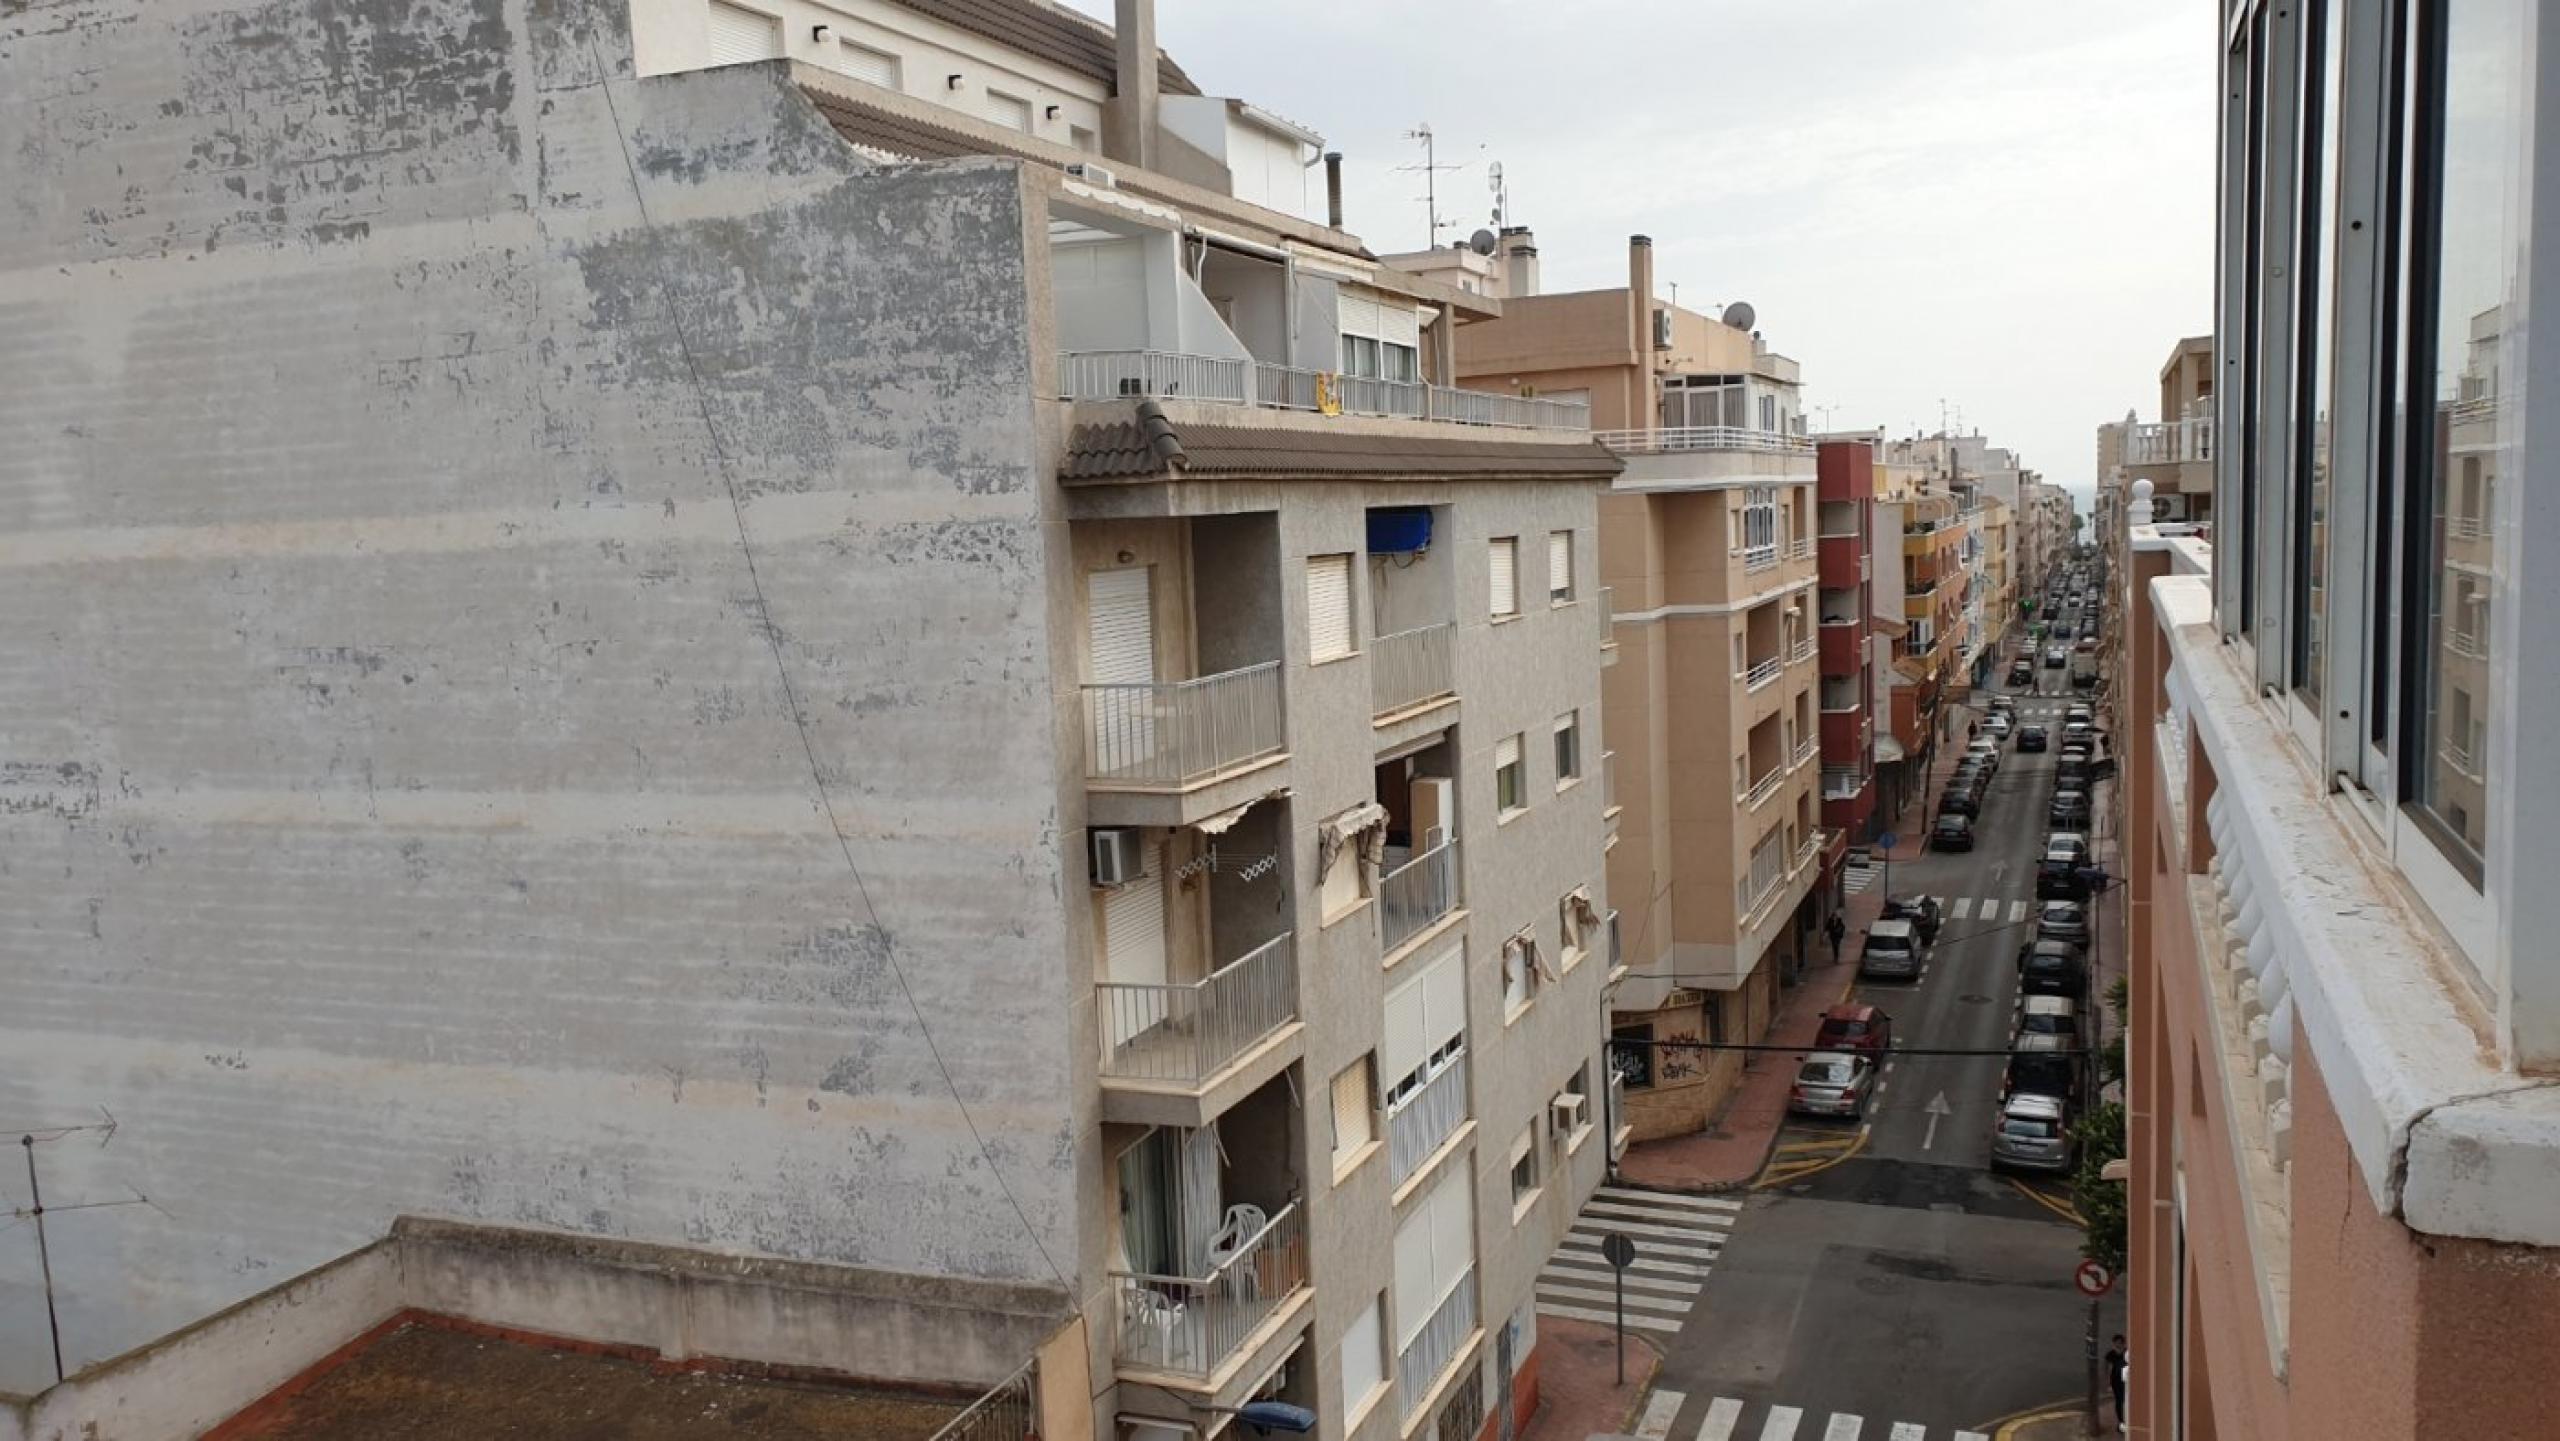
top-left (1636, 641), bottom-right (2125, 1439)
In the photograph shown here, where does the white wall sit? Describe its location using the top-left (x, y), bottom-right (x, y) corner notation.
top-left (1224, 115), bottom-right (1315, 221)
top-left (1053, 234), bottom-right (1153, 352)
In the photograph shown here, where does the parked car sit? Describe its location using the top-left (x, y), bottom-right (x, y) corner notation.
top-left (1988, 695), bottom-right (2016, 716)
top-left (2037, 900), bottom-right (2091, 945)
top-left (2017, 940), bottom-right (2090, 999)
top-left (1789, 1051), bottom-right (1876, 1119)
top-left (2048, 790), bottom-right (2091, 830)
top-left (2045, 646), bottom-right (2069, 669)
top-left (1882, 894), bottom-right (1943, 945)
top-left (1931, 813), bottom-right (1976, 851)
top-left (2008, 660), bottom-right (2036, 687)
top-left (1860, 917), bottom-right (1924, 980)
top-left (2013, 994), bottom-right (2083, 1052)
top-left (1937, 787), bottom-right (1981, 819)
top-left (2016, 724), bottom-right (2049, 752)
top-left (1965, 739), bottom-right (2001, 772)
top-left (2003, 1051), bottom-right (2084, 1107)
top-left (1982, 713), bottom-right (2013, 740)
top-left (1991, 1094), bottom-right (2076, 1174)
top-left (2054, 756), bottom-right (2092, 790)
top-left (1815, 1004), bottom-right (1893, 1060)
top-left (2066, 705), bottom-right (2094, 726)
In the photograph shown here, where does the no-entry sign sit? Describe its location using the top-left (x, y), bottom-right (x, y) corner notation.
top-left (2075, 1259), bottom-right (2115, 1297)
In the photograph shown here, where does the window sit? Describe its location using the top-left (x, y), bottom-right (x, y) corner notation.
top-left (1552, 712), bottom-right (1581, 785)
top-left (1548, 530), bottom-right (1574, 603)
top-left (1434, 1361), bottom-right (1485, 1441)
top-left (836, 40), bottom-right (900, 89)
top-left (1556, 1062), bottom-right (1593, 1145)
top-left (1611, 1022), bottom-right (1654, 1090)
top-left (1736, 487), bottom-right (1779, 560)
top-left (1308, 553), bottom-right (1354, 661)
top-left (984, 89), bottom-right (1033, 132)
top-left (2292, 0), bottom-right (2343, 705)
top-left (1489, 537), bottom-right (1519, 617)
top-left (1501, 927), bottom-right (1544, 1013)
top-left (1340, 1292), bottom-right (1388, 1424)
top-left (1558, 888), bottom-right (1598, 959)
top-left (1508, 1124), bottom-right (1539, 1209)
top-left (1319, 804), bottom-right (1378, 920)
top-left (1331, 1056), bottom-right (1377, 1169)
top-left (1495, 733), bottom-right (1525, 814)
top-left (705, 1), bottom-right (782, 64)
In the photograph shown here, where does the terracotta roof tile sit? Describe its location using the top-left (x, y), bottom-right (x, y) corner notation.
top-left (889, 0), bottom-right (1199, 96)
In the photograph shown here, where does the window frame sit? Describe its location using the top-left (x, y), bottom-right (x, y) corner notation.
top-left (1548, 529), bottom-right (1575, 605)
top-left (1552, 711), bottom-right (1582, 787)
top-left (1495, 732), bottom-right (1526, 816)
top-left (1307, 551), bottom-right (1357, 663)
top-left (1489, 536), bottom-right (1521, 619)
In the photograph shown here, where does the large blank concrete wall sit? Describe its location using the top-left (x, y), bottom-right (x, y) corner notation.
top-left (0, 0), bottom-right (1076, 1391)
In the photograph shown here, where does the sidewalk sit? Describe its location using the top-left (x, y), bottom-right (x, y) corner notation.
top-left (1516, 1314), bottom-right (1660, 1441)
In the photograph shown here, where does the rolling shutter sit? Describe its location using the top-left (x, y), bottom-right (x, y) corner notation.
top-left (1087, 568), bottom-right (1155, 684)
top-left (1339, 1295), bottom-right (1386, 1416)
top-left (1101, 849), bottom-right (1166, 988)
top-left (1394, 1170), bottom-right (1476, 1345)
top-left (1489, 538), bottom-right (1518, 616)
top-left (1548, 531), bottom-right (1572, 599)
top-left (1308, 554), bottom-right (1353, 660)
top-left (837, 42), bottom-right (898, 89)
top-left (707, 2), bottom-right (782, 64)
top-left (1378, 303), bottom-right (1422, 351)
top-left (1383, 945), bottom-right (1465, 1085)
top-left (1330, 1059), bottom-right (1375, 1155)
top-left (985, 90), bottom-right (1033, 132)
top-left (1337, 289), bottom-right (1381, 342)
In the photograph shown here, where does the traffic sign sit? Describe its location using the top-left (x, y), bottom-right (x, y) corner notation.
top-left (2074, 1259), bottom-right (2114, 1297)
top-left (1875, 832), bottom-right (1897, 852)
top-left (1600, 1231), bottom-right (1637, 1270)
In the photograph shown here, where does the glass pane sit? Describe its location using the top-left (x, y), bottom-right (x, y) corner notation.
top-left (2296, 0), bottom-right (2345, 705)
top-left (2410, 0), bottom-right (2524, 873)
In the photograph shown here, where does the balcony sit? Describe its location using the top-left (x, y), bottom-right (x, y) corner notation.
top-left (1112, 1202), bottom-right (1310, 1382)
top-left (1598, 586), bottom-right (1618, 663)
top-left (1380, 838), bottom-right (1462, 955)
top-left (1396, 1271), bottom-right (1479, 1423)
top-left (1062, 350), bottom-right (1591, 432)
top-left (1786, 536), bottom-right (1814, 562)
top-left (1818, 622), bottom-right (1863, 676)
top-left (1788, 633), bottom-right (1817, 666)
top-left (2123, 416), bottom-right (2214, 465)
top-left (1083, 662), bottom-right (1287, 827)
top-left (1793, 736), bottom-right (1819, 770)
top-left (1740, 764), bottom-right (1785, 811)
top-left (1821, 766), bottom-right (1867, 801)
top-left (1098, 935), bottom-right (1303, 1129)
top-left (1743, 656), bottom-right (1783, 692)
top-left (2446, 627), bottom-right (2488, 661)
top-left (1372, 622), bottom-right (1456, 720)
top-left (1602, 749), bottom-right (1622, 819)
top-left (1593, 427), bottom-right (1812, 455)
top-left (1818, 532), bottom-right (1865, 580)
top-left (1387, 1049), bottom-right (1469, 1188)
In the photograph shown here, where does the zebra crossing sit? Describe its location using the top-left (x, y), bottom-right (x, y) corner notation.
top-left (1841, 860), bottom-right (1881, 895)
top-left (1638, 1388), bottom-right (1989, 1441)
top-left (1942, 894), bottom-right (2033, 925)
top-left (1534, 1185), bottom-right (1739, 1334)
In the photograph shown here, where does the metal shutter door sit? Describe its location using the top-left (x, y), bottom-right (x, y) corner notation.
top-left (1101, 850), bottom-right (1166, 987)
top-left (707, 2), bottom-right (781, 64)
top-left (1307, 554), bottom-right (1352, 660)
top-left (1378, 302), bottom-right (1422, 351)
top-left (1548, 531), bottom-right (1572, 597)
top-left (1392, 1192), bottom-right (1436, 1344)
top-left (1383, 964), bottom-right (1428, 1086)
top-left (1339, 1296), bottom-right (1385, 1409)
top-left (838, 42), bottom-right (897, 88)
top-left (985, 91), bottom-right (1032, 132)
top-left (1419, 944), bottom-right (1465, 1052)
top-left (1337, 289), bottom-right (1381, 340)
top-left (1088, 568), bottom-right (1154, 684)
top-left (1330, 1062), bottom-right (1373, 1152)
top-left (1431, 1165), bottom-right (1473, 1301)
top-left (1489, 538), bottom-right (1517, 615)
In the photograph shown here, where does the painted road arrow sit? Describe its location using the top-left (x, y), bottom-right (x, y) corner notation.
top-left (1921, 1091), bottom-right (1953, 1150)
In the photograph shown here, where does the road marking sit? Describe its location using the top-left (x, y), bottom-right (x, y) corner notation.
top-left (1534, 1281), bottom-right (1693, 1312)
top-left (2009, 899), bottom-right (2030, 922)
top-left (1951, 897), bottom-right (1974, 920)
top-left (1596, 1186), bottom-right (1743, 1212)
top-left (1823, 1415), bottom-right (1864, 1441)
top-left (1531, 1301), bottom-right (1682, 1332)
top-left (1953, 1431), bottom-right (1990, 1441)
top-left (1696, 1397), bottom-right (1745, 1441)
top-left (1571, 1216), bottom-right (1733, 1244)
top-left (1635, 1389), bottom-right (1687, 1440)
top-left (1888, 1424), bottom-right (1928, 1441)
top-left (1921, 1091), bottom-right (1951, 1150)
top-left (1584, 1199), bottom-right (1740, 1226)
top-left (1562, 1234), bottom-right (1723, 1263)
top-left (1758, 1405), bottom-right (1803, 1440)
top-left (1537, 1261), bottom-right (1703, 1294)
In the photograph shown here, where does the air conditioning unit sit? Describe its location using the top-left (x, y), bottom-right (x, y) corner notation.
top-left (1651, 307), bottom-right (1673, 350)
top-left (1550, 1092), bottom-right (1587, 1132)
top-left (1090, 827), bottom-right (1143, 887)
top-left (1066, 161), bottom-right (1118, 190)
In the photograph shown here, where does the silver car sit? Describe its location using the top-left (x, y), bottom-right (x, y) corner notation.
top-left (1859, 917), bottom-right (1923, 980)
top-left (2014, 994), bottom-right (2082, 1052)
top-left (1990, 1093), bottom-right (2074, 1173)
top-left (1789, 1051), bottom-right (1874, 1119)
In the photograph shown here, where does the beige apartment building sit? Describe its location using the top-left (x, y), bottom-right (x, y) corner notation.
top-left (0, 4), bottom-right (1625, 1441)
top-left (1436, 238), bottom-right (1828, 1140)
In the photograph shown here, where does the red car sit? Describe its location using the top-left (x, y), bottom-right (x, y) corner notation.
top-left (1813, 1003), bottom-right (1894, 1061)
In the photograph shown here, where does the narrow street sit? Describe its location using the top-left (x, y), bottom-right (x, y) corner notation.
top-left (1581, 642), bottom-right (2126, 1440)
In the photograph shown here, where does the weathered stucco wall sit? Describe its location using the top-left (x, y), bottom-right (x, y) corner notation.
top-left (0, 0), bottom-right (1078, 1391)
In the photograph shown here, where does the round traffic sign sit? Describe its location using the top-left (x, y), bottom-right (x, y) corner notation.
top-left (1599, 1231), bottom-right (1638, 1270)
top-left (1875, 832), bottom-right (1898, 852)
top-left (2074, 1259), bottom-right (2114, 1297)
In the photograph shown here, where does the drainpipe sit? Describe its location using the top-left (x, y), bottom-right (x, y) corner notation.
top-left (1324, 152), bottom-right (1344, 230)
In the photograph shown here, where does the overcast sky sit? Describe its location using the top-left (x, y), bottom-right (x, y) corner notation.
top-left (1065, 0), bottom-right (2216, 503)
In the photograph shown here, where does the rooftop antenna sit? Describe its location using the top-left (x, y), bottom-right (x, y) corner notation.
top-left (1487, 160), bottom-right (1508, 229)
top-left (1397, 123), bottom-right (1465, 248)
top-left (10, 1110), bottom-right (156, 1384)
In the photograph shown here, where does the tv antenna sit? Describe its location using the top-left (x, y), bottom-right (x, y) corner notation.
top-left (1487, 160), bottom-right (1508, 229)
top-left (1397, 124), bottom-right (1466, 247)
top-left (11, 1110), bottom-right (157, 1384)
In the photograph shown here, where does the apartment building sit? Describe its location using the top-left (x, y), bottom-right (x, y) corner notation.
top-left (2120, 336), bottom-right (2216, 534)
top-left (1439, 240), bottom-right (1829, 1142)
top-left (0, 4), bottom-right (1621, 1439)
top-left (2122, 0), bottom-right (2560, 1435)
top-left (1815, 443), bottom-right (1879, 840)
top-left (1976, 493), bottom-right (2017, 667)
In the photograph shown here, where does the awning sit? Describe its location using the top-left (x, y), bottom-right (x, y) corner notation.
top-left (1316, 800), bottom-right (1390, 877)
top-left (1195, 786), bottom-right (1291, 836)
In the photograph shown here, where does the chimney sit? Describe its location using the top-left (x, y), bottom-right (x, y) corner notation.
top-left (1104, 0), bottom-right (1159, 170)
top-left (1324, 152), bottom-right (1344, 229)
top-left (1499, 226), bottom-right (1539, 298)
top-left (1628, 234), bottom-right (1655, 353)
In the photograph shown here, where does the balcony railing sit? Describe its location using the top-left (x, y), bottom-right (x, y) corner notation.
top-left (1786, 537), bottom-right (1814, 561)
top-left (2440, 737), bottom-right (2484, 780)
top-left (1741, 765), bottom-right (1784, 809)
top-left (1822, 766), bottom-right (1867, 800)
top-left (1097, 934), bottom-right (1297, 1086)
top-left (2446, 515), bottom-right (2490, 542)
top-left (1380, 838), bottom-right (1462, 953)
top-left (1387, 1049), bottom-right (1469, 1186)
top-left (1820, 687), bottom-right (1861, 713)
top-left (2445, 627), bottom-right (2487, 660)
top-left (1788, 635), bottom-right (1817, 664)
top-left (1112, 1202), bottom-right (1308, 1378)
top-left (2123, 416), bottom-right (2215, 465)
top-left (1373, 622), bottom-right (1457, 718)
top-left (1396, 1271), bottom-right (1478, 1421)
top-left (1593, 426), bottom-right (1814, 455)
top-left (1065, 350), bottom-right (1590, 431)
top-left (926, 1363), bottom-right (1036, 1441)
top-left (1793, 737), bottom-right (1819, 769)
top-left (1744, 656), bottom-right (1783, 691)
top-left (1083, 662), bottom-right (1285, 788)
top-left (1598, 586), bottom-right (1616, 643)
top-left (1601, 749), bottom-right (1619, 813)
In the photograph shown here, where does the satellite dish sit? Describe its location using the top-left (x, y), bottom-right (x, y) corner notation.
top-left (1721, 301), bottom-right (1757, 331)
top-left (1469, 228), bottom-right (1498, 256)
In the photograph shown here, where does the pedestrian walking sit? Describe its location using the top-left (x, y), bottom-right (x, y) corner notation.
top-left (1824, 910), bottom-right (1846, 964)
top-left (2105, 1334), bottom-right (2129, 1429)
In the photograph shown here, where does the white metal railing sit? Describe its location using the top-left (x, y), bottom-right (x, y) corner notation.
top-left (2446, 515), bottom-right (2489, 542)
top-left (1373, 622), bottom-right (1457, 717)
top-left (1256, 362), bottom-right (1323, 411)
top-left (1380, 838), bottom-right (1462, 953)
top-left (1593, 426), bottom-right (1814, 455)
top-left (1602, 749), bottom-right (1619, 813)
top-left (1742, 543), bottom-right (1780, 572)
top-left (1061, 350), bottom-right (1252, 405)
top-left (1337, 372), bottom-right (1429, 421)
top-left (1793, 737), bottom-right (1819, 769)
top-left (1387, 1049), bottom-right (1468, 1186)
top-left (1745, 656), bottom-right (1783, 691)
top-left (1793, 833), bottom-right (1823, 873)
top-left (1112, 1202), bottom-right (1307, 1377)
top-left (2440, 735), bottom-right (2483, 779)
top-left (927, 1362), bottom-right (1037, 1441)
top-left (1738, 832), bottom-right (1787, 917)
top-left (1083, 661), bottom-right (1284, 788)
top-left (1822, 766), bottom-right (1865, 800)
top-left (2446, 628), bottom-right (2487, 660)
top-left (1741, 765), bottom-right (1784, 809)
top-left (1397, 1271), bottom-right (1478, 1420)
top-left (1598, 586), bottom-right (1616, 644)
top-left (1433, 387), bottom-right (1593, 430)
top-left (2124, 416), bottom-right (2215, 466)
top-left (1097, 934), bottom-right (1297, 1086)
top-left (1789, 635), bottom-right (1816, 664)
top-left (1787, 537), bottom-right (1814, 560)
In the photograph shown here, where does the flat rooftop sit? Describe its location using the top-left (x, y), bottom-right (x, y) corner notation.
top-left (215, 1317), bottom-right (967, 1440)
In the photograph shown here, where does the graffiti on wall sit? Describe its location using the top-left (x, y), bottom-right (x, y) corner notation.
top-left (1656, 1030), bottom-right (1707, 1081)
